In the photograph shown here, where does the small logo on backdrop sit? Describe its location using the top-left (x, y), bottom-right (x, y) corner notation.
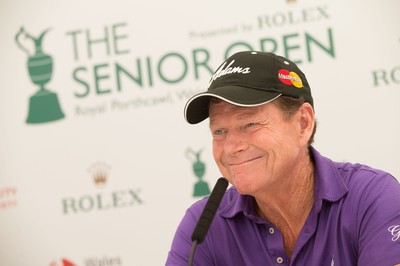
top-left (61, 162), bottom-right (143, 215)
top-left (15, 27), bottom-right (65, 124)
top-left (88, 161), bottom-right (111, 186)
top-left (372, 65), bottom-right (400, 87)
top-left (0, 187), bottom-right (18, 210)
top-left (278, 69), bottom-right (303, 88)
top-left (49, 258), bottom-right (77, 266)
top-left (50, 255), bottom-right (122, 266)
top-left (388, 225), bottom-right (400, 241)
top-left (84, 255), bottom-right (122, 266)
top-left (186, 148), bottom-right (210, 197)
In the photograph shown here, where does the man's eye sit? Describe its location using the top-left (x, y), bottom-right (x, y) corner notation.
top-left (214, 129), bottom-right (225, 135)
top-left (243, 122), bottom-right (258, 129)
top-left (212, 129), bottom-right (227, 140)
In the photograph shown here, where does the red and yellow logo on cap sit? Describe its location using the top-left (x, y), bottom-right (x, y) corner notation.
top-left (278, 69), bottom-right (303, 88)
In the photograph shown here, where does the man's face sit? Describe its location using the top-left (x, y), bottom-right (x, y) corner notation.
top-left (209, 100), bottom-right (309, 196)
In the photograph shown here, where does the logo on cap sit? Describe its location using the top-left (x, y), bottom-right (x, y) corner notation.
top-left (208, 60), bottom-right (251, 87)
top-left (278, 69), bottom-right (303, 88)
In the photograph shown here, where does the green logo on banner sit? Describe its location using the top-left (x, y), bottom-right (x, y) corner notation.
top-left (15, 27), bottom-right (65, 124)
top-left (186, 148), bottom-right (210, 197)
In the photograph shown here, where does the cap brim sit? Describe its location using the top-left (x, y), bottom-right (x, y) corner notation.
top-left (184, 86), bottom-right (282, 124)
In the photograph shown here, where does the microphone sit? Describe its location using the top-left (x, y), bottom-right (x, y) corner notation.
top-left (188, 177), bottom-right (229, 266)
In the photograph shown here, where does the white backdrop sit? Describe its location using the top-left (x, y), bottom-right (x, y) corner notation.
top-left (1, 0), bottom-right (399, 265)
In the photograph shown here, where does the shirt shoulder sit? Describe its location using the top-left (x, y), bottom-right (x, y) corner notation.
top-left (330, 161), bottom-right (400, 265)
top-left (337, 161), bottom-right (398, 186)
top-left (188, 186), bottom-right (243, 220)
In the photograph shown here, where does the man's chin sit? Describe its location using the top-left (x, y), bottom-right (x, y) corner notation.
top-left (232, 175), bottom-right (254, 194)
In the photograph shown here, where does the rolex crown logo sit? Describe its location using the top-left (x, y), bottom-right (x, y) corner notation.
top-left (88, 162), bottom-right (111, 186)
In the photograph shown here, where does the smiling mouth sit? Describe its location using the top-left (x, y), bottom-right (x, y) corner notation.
top-left (227, 156), bottom-right (262, 166)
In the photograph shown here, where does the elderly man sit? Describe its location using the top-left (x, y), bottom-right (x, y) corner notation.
top-left (166, 51), bottom-right (400, 265)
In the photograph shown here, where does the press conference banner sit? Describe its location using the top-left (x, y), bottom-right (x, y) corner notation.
top-left (1, 0), bottom-right (399, 265)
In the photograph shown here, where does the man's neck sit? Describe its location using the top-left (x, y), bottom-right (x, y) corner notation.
top-left (255, 156), bottom-right (315, 257)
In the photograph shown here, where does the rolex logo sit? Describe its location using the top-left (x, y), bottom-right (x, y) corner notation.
top-left (88, 162), bottom-right (110, 186)
top-left (62, 161), bottom-right (143, 215)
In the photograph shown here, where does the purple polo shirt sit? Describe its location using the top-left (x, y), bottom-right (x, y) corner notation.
top-left (166, 147), bottom-right (400, 265)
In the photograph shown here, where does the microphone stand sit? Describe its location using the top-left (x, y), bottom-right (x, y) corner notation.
top-left (188, 239), bottom-right (198, 266)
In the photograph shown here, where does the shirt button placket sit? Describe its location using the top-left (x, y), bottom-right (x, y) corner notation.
top-left (264, 225), bottom-right (286, 265)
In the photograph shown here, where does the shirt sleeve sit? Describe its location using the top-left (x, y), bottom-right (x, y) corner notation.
top-left (165, 200), bottom-right (215, 266)
top-left (356, 172), bottom-right (400, 265)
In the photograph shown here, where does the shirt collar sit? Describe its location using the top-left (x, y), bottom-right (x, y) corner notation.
top-left (310, 146), bottom-right (348, 204)
top-left (220, 147), bottom-right (349, 218)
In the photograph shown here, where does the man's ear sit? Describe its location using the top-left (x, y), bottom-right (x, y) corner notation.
top-left (298, 102), bottom-right (315, 145)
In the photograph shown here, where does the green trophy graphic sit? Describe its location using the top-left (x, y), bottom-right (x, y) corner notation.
top-left (186, 148), bottom-right (210, 197)
top-left (15, 27), bottom-right (65, 124)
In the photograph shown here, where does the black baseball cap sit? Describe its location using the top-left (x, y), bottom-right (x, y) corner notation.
top-left (184, 51), bottom-right (313, 124)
